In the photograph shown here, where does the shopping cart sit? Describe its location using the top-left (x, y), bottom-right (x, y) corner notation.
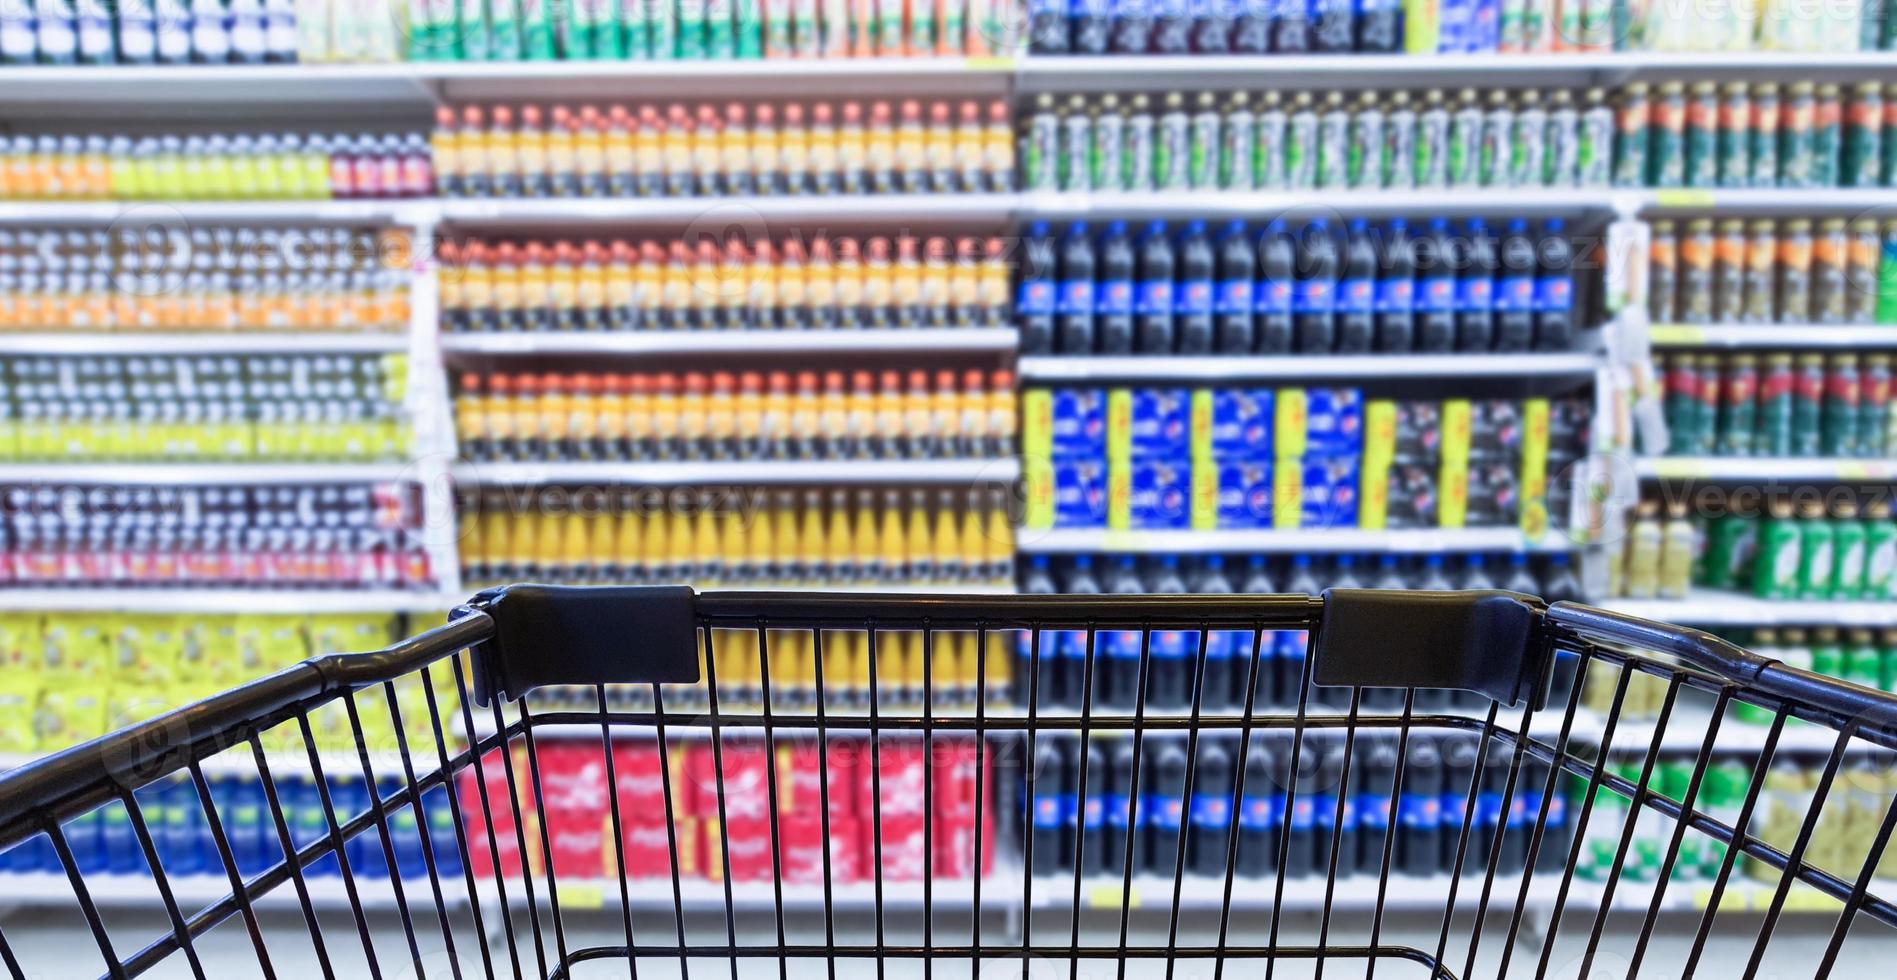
top-left (3, 586), bottom-right (1897, 980)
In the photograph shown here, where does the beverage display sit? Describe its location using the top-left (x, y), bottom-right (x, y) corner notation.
top-left (0, 226), bottom-right (411, 333)
top-left (457, 485), bottom-right (1016, 588)
top-left (440, 233), bottom-right (1013, 333)
top-left (1611, 496), bottom-right (1897, 601)
top-left (1016, 218), bottom-right (1581, 354)
top-left (1020, 89), bottom-right (1615, 191)
top-left (0, 482), bottom-right (433, 589)
top-left (0, 131), bottom-right (433, 200)
top-left (1647, 218), bottom-right (1897, 326)
top-left (1660, 351), bottom-right (1895, 459)
top-left (1617, 81), bottom-right (1897, 189)
top-left (430, 100), bottom-right (1013, 199)
top-left (0, 354), bottom-right (411, 462)
top-left (453, 368), bottom-right (1014, 462)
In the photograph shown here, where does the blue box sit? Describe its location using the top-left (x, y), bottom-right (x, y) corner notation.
top-left (1304, 388), bottom-right (1364, 456)
top-left (1299, 457), bottom-right (1360, 530)
top-left (1216, 459), bottom-right (1274, 529)
top-left (1208, 389), bottom-right (1273, 462)
top-left (1053, 458), bottom-right (1110, 528)
top-left (1128, 456), bottom-right (1193, 529)
top-left (1049, 388), bottom-right (1108, 457)
top-left (1127, 388), bottom-right (1192, 460)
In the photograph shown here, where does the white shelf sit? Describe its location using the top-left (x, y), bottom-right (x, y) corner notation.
top-left (1599, 697), bottom-right (1889, 755)
top-left (452, 459), bottom-right (1020, 485)
top-left (0, 463), bottom-right (417, 485)
top-left (1599, 591), bottom-right (1897, 627)
top-left (0, 201), bottom-right (419, 223)
top-left (435, 194), bottom-right (1017, 226)
top-left (0, 871), bottom-right (457, 911)
top-left (1017, 527), bottom-right (1573, 554)
top-left (1647, 324), bottom-right (1897, 348)
top-left (442, 328), bottom-right (1017, 356)
top-left (1020, 188), bottom-right (1619, 218)
top-left (0, 748), bottom-right (448, 778)
top-left (1636, 188), bottom-right (1897, 214)
top-left (1019, 352), bottom-right (1601, 382)
top-left (0, 332), bottom-right (409, 355)
top-left (0, 589), bottom-right (457, 614)
top-left (1636, 458), bottom-right (1897, 482)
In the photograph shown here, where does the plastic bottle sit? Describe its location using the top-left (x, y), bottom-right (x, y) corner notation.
top-left (1236, 741), bottom-right (1279, 877)
top-left (1104, 740), bottom-right (1138, 875)
top-left (1241, 554), bottom-right (1276, 592)
top-left (1271, 0), bottom-right (1309, 49)
top-left (1024, 554), bottom-right (1057, 594)
top-left (1339, 218), bottom-right (1377, 354)
top-left (1145, 740), bottom-right (1189, 877)
top-left (1375, 218), bottom-right (1415, 352)
top-left (1311, 0), bottom-right (1353, 51)
top-left (1415, 217), bottom-right (1456, 353)
top-left (1096, 220), bottom-right (1135, 354)
top-left (1111, 0), bottom-right (1153, 50)
top-left (1187, 741), bottom-right (1235, 875)
top-left (1494, 217), bottom-right (1537, 352)
top-left (1417, 553), bottom-right (1454, 590)
top-left (1215, 219), bottom-right (1257, 353)
top-left (1501, 552), bottom-right (1539, 594)
top-left (1459, 553), bottom-right (1497, 590)
top-left (1373, 554), bottom-right (1407, 590)
top-left (1136, 219), bottom-right (1177, 354)
top-left (1018, 221), bottom-right (1055, 354)
top-left (1397, 738), bottom-right (1442, 876)
top-left (1295, 220), bottom-right (1338, 353)
top-left (1256, 219), bottom-right (1295, 353)
top-left (1030, 740), bottom-right (1069, 875)
top-left (1457, 217), bottom-right (1497, 352)
top-left (1285, 553), bottom-right (1321, 594)
top-left (1332, 553), bottom-right (1365, 589)
top-left (1533, 218), bottom-right (1573, 351)
top-left (1056, 222), bottom-right (1096, 353)
top-left (1079, 741), bottom-right (1107, 875)
top-left (1176, 219), bottom-right (1216, 355)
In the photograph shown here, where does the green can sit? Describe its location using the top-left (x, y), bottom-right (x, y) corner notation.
top-left (1793, 352), bottom-right (1825, 457)
top-left (1843, 82), bottom-right (1884, 188)
top-left (1867, 500), bottom-right (1897, 597)
top-left (1799, 502), bottom-right (1837, 599)
top-left (1822, 353), bottom-right (1861, 457)
top-left (1883, 84), bottom-right (1897, 190)
top-left (1812, 628), bottom-right (1845, 677)
top-left (1702, 514), bottom-right (1757, 589)
top-left (1780, 81), bottom-right (1816, 189)
top-left (1752, 500), bottom-right (1803, 598)
top-left (1717, 81), bottom-right (1752, 189)
top-left (1847, 630), bottom-right (1883, 688)
top-left (1882, 630), bottom-right (1897, 691)
top-left (1613, 82), bottom-right (1650, 189)
top-left (1749, 83), bottom-right (1780, 189)
top-left (1700, 761), bottom-right (1750, 874)
top-left (1814, 83), bottom-right (1843, 188)
top-left (1835, 502), bottom-right (1868, 598)
top-left (1735, 631), bottom-right (1779, 725)
top-left (1650, 81), bottom-right (1686, 188)
top-left (1758, 353), bottom-right (1796, 457)
top-left (1684, 81), bottom-right (1718, 188)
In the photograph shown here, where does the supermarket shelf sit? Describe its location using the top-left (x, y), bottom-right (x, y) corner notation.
top-left (0, 463), bottom-right (418, 485)
top-left (1648, 324), bottom-right (1897, 348)
top-left (0, 201), bottom-right (420, 223)
top-left (441, 328), bottom-right (1018, 356)
top-left (1599, 696), bottom-right (1889, 755)
top-left (1017, 527), bottom-right (1574, 554)
top-left (1599, 591), bottom-right (1897, 627)
top-left (0, 872), bottom-right (458, 911)
top-left (434, 194), bottom-right (1018, 227)
top-left (0, 748), bottom-right (449, 778)
top-left (451, 459), bottom-right (1021, 485)
top-left (0, 332), bottom-right (410, 355)
top-left (1018, 352), bottom-right (1601, 382)
top-left (0, 589), bottom-right (458, 614)
top-left (1019, 188), bottom-right (1618, 218)
top-left (1636, 188), bottom-right (1897, 214)
top-left (1636, 458), bottom-right (1897, 482)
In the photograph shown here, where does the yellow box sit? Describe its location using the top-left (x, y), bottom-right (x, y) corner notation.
top-left (1021, 389), bottom-right (1054, 530)
top-left (1273, 459), bottom-right (1302, 530)
top-left (1274, 388), bottom-right (1307, 460)
top-left (1358, 400), bottom-right (1398, 531)
top-left (1520, 399), bottom-right (1550, 539)
top-left (1439, 399), bottom-right (1472, 529)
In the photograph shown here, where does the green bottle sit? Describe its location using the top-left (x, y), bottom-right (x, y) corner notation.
top-left (1798, 501), bottom-right (1836, 600)
top-left (1700, 514), bottom-right (1756, 590)
top-left (650, 0), bottom-right (677, 57)
top-left (1701, 761), bottom-right (1750, 876)
top-left (1833, 501), bottom-right (1867, 599)
top-left (1735, 629), bottom-right (1779, 724)
top-left (1811, 627), bottom-right (1845, 679)
top-left (734, 0), bottom-right (761, 56)
top-left (592, 0), bottom-right (625, 55)
top-left (1753, 500), bottom-right (1803, 599)
top-left (521, 0), bottom-right (556, 56)
top-left (1846, 630), bottom-right (1883, 689)
top-left (620, 0), bottom-right (649, 55)
top-left (1659, 761), bottom-right (1702, 880)
top-left (1867, 501), bottom-right (1896, 598)
top-left (677, 0), bottom-right (705, 57)
top-left (1879, 220), bottom-right (1897, 326)
top-left (489, 0), bottom-right (523, 57)
top-left (704, 0), bottom-right (734, 56)
top-left (457, 0), bottom-right (491, 58)
top-left (1880, 630), bottom-right (1897, 692)
top-left (564, 0), bottom-right (596, 56)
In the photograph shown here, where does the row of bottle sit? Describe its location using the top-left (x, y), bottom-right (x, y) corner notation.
top-left (406, 0), bottom-right (1014, 60)
top-left (0, 354), bottom-right (411, 462)
top-left (1018, 217), bottom-right (1578, 356)
top-left (1716, 628), bottom-right (1897, 715)
top-left (0, 227), bottom-right (411, 332)
top-left (0, 0), bottom-right (302, 65)
top-left (0, 483), bottom-right (432, 589)
top-left (458, 486), bottom-right (1016, 588)
top-left (1613, 498), bottom-right (1897, 602)
top-left (453, 369), bottom-right (1016, 463)
top-left (1617, 81), bottom-right (1897, 191)
top-left (1649, 218), bottom-right (1897, 327)
top-left (438, 234), bottom-right (1013, 333)
top-left (1024, 733), bottom-right (1572, 882)
top-left (0, 131), bottom-right (434, 202)
top-left (1660, 352), bottom-right (1895, 459)
top-left (430, 100), bottom-right (1015, 199)
top-left (1021, 88), bottom-right (1615, 193)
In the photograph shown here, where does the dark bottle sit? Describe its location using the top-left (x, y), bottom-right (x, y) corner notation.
top-left (1111, 0), bottom-right (1154, 51)
top-left (1372, 554), bottom-right (1407, 590)
top-left (1294, 220), bottom-right (1339, 354)
top-left (1067, 553), bottom-right (1103, 593)
top-left (1271, 0), bottom-right (1309, 50)
top-left (1439, 736), bottom-right (1479, 872)
top-left (1414, 217), bottom-right (1456, 353)
top-left (1375, 218), bottom-right (1415, 352)
top-left (1315, 746), bottom-right (1351, 876)
top-left (1456, 217), bottom-right (1497, 352)
top-left (1337, 218), bottom-right (1377, 353)
top-left (1501, 551), bottom-right (1539, 595)
top-left (1530, 757), bottom-right (1571, 873)
top-left (1104, 557), bottom-right (1145, 709)
top-left (1079, 740), bottom-right (1107, 876)
top-left (1058, 221), bottom-right (1097, 354)
top-left (1029, 0), bottom-right (1069, 51)
top-left (1175, 220), bottom-right (1216, 354)
top-left (1398, 738), bottom-right (1443, 876)
top-left (1494, 217), bottom-right (1537, 352)
top-left (1534, 217), bottom-right (1574, 351)
top-left (1215, 219), bottom-right (1257, 353)
top-left (1310, 0), bottom-right (1354, 51)
top-left (1354, 740), bottom-right (1399, 869)
top-left (1459, 553), bottom-right (1496, 590)
top-left (1145, 739), bottom-right (1189, 876)
top-left (1540, 553), bottom-right (1584, 705)
top-left (1097, 220), bottom-right (1136, 354)
top-left (1275, 630), bottom-right (1308, 710)
top-left (1018, 222), bottom-right (1057, 354)
top-left (1135, 219), bottom-right (1177, 354)
top-left (1031, 739), bottom-right (1070, 876)
top-left (1233, 0), bottom-right (1270, 51)
top-left (1104, 739), bottom-right (1139, 876)
top-left (1148, 559), bottom-right (1195, 710)
top-left (1072, 0), bottom-right (1111, 52)
top-left (1193, 555), bottom-right (1239, 709)
top-left (1283, 740), bottom-right (1322, 878)
top-left (1357, 0), bottom-right (1399, 50)
top-left (1060, 556), bottom-right (1104, 707)
top-left (1192, 0), bottom-right (1234, 51)
top-left (1188, 740), bottom-right (1236, 875)
top-left (1150, 0), bottom-right (1191, 52)
top-left (1490, 746), bottom-right (1528, 874)
top-left (1235, 739), bottom-right (1280, 877)
top-left (1255, 219), bottom-right (1296, 353)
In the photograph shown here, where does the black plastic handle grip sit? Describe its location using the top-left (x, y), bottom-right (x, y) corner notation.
top-left (1313, 589), bottom-right (1550, 708)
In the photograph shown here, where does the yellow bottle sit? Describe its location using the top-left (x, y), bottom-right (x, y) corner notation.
top-left (800, 490), bottom-right (826, 582)
top-left (987, 370), bottom-right (1015, 457)
top-left (1624, 501), bottom-right (1662, 600)
top-left (880, 490), bottom-right (906, 583)
top-left (771, 491), bottom-right (799, 583)
top-left (693, 505), bottom-right (720, 585)
top-left (826, 489), bottom-right (854, 582)
top-left (665, 508), bottom-right (692, 582)
top-left (560, 511), bottom-right (589, 581)
top-left (984, 488), bottom-right (1012, 583)
top-left (853, 490), bottom-right (881, 582)
top-left (933, 490), bottom-right (960, 582)
top-left (1659, 503), bottom-right (1696, 600)
top-left (906, 490), bottom-right (932, 582)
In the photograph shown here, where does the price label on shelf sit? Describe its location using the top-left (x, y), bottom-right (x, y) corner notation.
top-left (558, 882), bottom-right (605, 909)
top-left (1086, 883), bottom-right (1137, 909)
top-left (1652, 190), bottom-right (1716, 209)
top-left (1647, 325), bottom-right (1703, 346)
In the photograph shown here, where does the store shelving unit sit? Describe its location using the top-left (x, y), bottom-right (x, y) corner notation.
top-left (1646, 325), bottom-right (1897, 348)
top-left (1018, 527), bottom-right (1574, 554)
top-left (441, 328), bottom-right (1019, 356)
top-left (1601, 591), bottom-right (1897, 627)
top-left (1635, 458), bottom-right (1897, 482)
top-left (0, 463), bottom-right (420, 484)
top-left (450, 459), bottom-right (1022, 486)
top-left (1, 332), bottom-right (411, 355)
top-left (0, 590), bottom-right (459, 614)
top-left (1019, 352), bottom-right (1603, 382)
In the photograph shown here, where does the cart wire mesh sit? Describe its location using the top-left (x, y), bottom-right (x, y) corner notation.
top-left (2, 587), bottom-right (1897, 980)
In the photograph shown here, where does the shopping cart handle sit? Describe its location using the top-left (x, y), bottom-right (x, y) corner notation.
top-left (1313, 589), bottom-right (1550, 708)
top-left (459, 584), bottom-right (703, 706)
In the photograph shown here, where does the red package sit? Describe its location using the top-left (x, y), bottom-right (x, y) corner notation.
top-left (684, 739), bottom-right (772, 824)
top-left (932, 738), bottom-right (995, 880)
top-left (617, 815), bottom-right (685, 880)
top-left (863, 811), bottom-right (928, 882)
top-left (779, 736), bottom-right (857, 824)
top-left (545, 807), bottom-right (605, 880)
top-left (827, 816), bottom-right (863, 884)
top-left (458, 765), bottom-right (524, 880)
top-left (536, 743), bottom-right (609, 816)
top-left (612, 739), bottom-right (669, 817)
top-left (777, 813), bottom-right (827, 885)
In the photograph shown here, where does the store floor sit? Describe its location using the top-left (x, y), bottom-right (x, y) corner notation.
top-left (5, 903), bottom-right (1891, 979)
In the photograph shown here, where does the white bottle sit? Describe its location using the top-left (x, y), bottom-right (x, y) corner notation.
top-left (261, 0), bottom-right (295, 59)
top-left (75, 0), bottom-right (114, 59)
top-left (0, 0), bottom-right (35, 64)
top-left (190, 0), bottom-right (230, 60)
top-left (226, 0), bottom-right (264, 59)
top-left (33, 0), bottom-right (77, 63)
top-left (154, 0), bottom-right (191, 60)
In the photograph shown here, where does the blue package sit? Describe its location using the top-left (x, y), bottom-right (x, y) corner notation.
top-left (1050, 388), bottom-right (1108, 456)
top-left (1053, 457), bottom-right (1110, 528)
top-left (1128, 388), bottom-right (1192, 460)
top-left (1209, 388), bottom-right (1273, 461)
top-left (1303, 387), bottom-right (1363, 455)
top-left (1300, 457), bottom-right (1360, 530)
top-left (1216, 459), bottom-right (1273, 529)
top-left (1129, 455), bottom-right (1192, 529)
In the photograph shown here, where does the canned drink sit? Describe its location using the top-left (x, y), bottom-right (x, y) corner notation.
top-left (1059, 96), bottom-right (1093, 191)
top-left (1544, 88), bottom-right (1578, 186)
top-left (1882, 220), bottom-right (1897, 326)
top-left (1614, 82), bottom-right (1650, 189)
top-left (1749, 83), bottom-right (1780, 189)
top-left (1347, 91), bottom-right (1382, 188)
top-left (1777, 219), bottom-right (1812, 323)
top-left (1822, 353), bottom-right (1861, 457)
top-left (1753, 501), bottom-right (1800, 599)
top-left (1665, 354), bottom-right (1701, 454)
top-left (1679, 218), bottom-right (1714, 324)
top-left (1847, 218), bottom-right (1880, 324)
top-left (1509, 90), bottom-right (1545, 187)
top-left (1649, 81), bottom-right (1685, 188)
top-left (1694, 354), bottom-right (1721, 454)
top-left (1448, 88), bottom-right (1483, 187)
top-left (1124, 95), bottom-right (1155, 191)
top-left (1480, 88), bottom-right (1513, 186)
top-left (1759, 353), bottom-right (1795, 457)
top-left (1684, 81), bottom-right (1718, 188)
top-left (1883, 84), bottom-right (1897, 193)
top-left (1219, 92), bottom-right (1254, 190)
top-left (1648, 219), bottom-right (1677, 323)
top-left (1718, 354), bottom-right (1758, 457)
top-left (1254, 91), bottom-right (1286, 189)
top-left (1813, 83), bottom-right (1842, 188)
top-left (1812, 218), bottom-right (1848, 324)
top-left (1286, 92), bottom-right (1318, 189)
top-left (1716, 81), bottom-right (1751, 189)
top-left (1156, 92), bottom-right (1190, 190)
top-left (1316, 91), bottom-right (1350, 188)
top-left (1383, 90), bottom-right (1416, 189)
top-left (1577, 87), bottom-right (1613, 186)
top-left (1188, 91), bottom-right (1221, 189)
top-left (1843, 82), bottom-right (1883, 188)
top-left (1779, 81), bottom-right (1815, 189)
top-left (1860, 354), bottom-right (1890, 457)
top-left (1025, 94), bottom-right (1059, 191)
top-left (1711, 218), bottom-right (1746, 323)
top-left (1742, 219), bottom-right (1777, 324)
top-left (1093, 95), bottom-right (1126, 193)
top-left (1793, 352), bottom-right (1824, 456)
